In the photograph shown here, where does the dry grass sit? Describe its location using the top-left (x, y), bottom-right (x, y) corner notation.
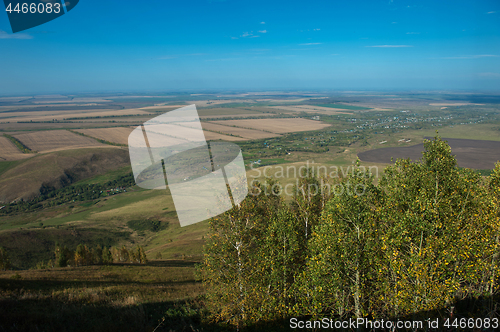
top-left (0, 262), bottom-right (205, 332)
top-left (211, 118), bottom-right (331, 134)
top-left (74, 127), bottom-right (134, 145)
top-left (0, 137), bottom-right (31, 161)
top-left (203, 122), bottom-right (280, 139)
top-left (13, 130), bottom-right (107, 153)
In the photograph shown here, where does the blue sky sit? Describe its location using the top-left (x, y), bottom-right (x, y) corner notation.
top-left (0, 0), bottom-right (499, 95)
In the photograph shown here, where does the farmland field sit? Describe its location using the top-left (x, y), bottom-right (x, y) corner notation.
top-left (202, 122), bottom-right (280, 139)
top-left (269, 105), bottom-right (353, 114)
top-left (0, 108), bottom-right (153, 123)
top-left (358, 137), bottom-right (500, 170)
top-left (211, 118), bottom-right (331, 133)
top-left (202, 131), bottom-right (246, 141)
top-left (0, 136), bottom-right (31, 161)
top-left (13, 130), bottom-right (108, 153)
top-left (74, 127), bottom-right (134, 145)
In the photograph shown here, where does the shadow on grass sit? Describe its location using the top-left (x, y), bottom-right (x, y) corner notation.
top-left (0, 297), bottom-right (214, 332)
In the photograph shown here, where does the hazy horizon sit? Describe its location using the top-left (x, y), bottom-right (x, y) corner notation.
top-left (1, 0), bottom-right (499, 94)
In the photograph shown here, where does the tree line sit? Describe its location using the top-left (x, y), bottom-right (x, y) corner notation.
top-left (0, 244), bottom-right (148, 270)
top-left (198, 136), bottom-right (500, 329)
top-left (39, 243), bottom-right (148, 269)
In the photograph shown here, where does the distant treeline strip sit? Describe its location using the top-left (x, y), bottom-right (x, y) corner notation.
top-left (69, 130), bottom-right (127, 147)
top-left (3, 134), bottom-right (36, 153)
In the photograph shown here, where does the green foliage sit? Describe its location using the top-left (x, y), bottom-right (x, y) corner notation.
top-left (0, 246), bottom-right (11, 270)
top-left (303, 168), bottom-right (381, 318)
top-left (199, 181), bottom-right (283, 328)
top-left (54, 244), bottom-right (73, 267)
top-left (51, 243), bottom-right (147, 267)
top-left (127, 218), bottom-right (168, 233)
top-left (201, 135), bottom-right (500, 327)
top-left (102, 246), bottom-right (113, 264)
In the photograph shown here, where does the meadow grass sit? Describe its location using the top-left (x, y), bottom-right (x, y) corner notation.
top-left (0, 160), bottom-right (24, 177)
top-left (0, 262), bottom-right (206, 332)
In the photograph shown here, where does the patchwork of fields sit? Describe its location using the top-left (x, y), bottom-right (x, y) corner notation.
top-left (14, 130), bottom-right (108, 153)
top-left (201, 122), bottom-right (280, 139)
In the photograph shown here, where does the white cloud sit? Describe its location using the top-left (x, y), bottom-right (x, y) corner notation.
top-left (231, 37), bottom-right (238, 39)
top-left (260, 22), bottom-right (266, 24)
top-left (259, 30), bottom-right (267, 33)
top-left (366, 45), bottom-right (413, 48)
top-left (487, 11), bottom-right (496, 14)
top-left (241, 32), bottom-right (252, 37)
top-left (0, 30), bottom-right (33, 39)
top-left (299, 42), bottom-right (322, 45)
top-left (313, 28), bottom-right (321, 31)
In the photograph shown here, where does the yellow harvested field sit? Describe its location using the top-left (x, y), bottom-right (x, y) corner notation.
top-left (203, 131), bottom-right (246, 141)
top-left (0, 136), bottom-right (31, 161)
top-left (13, 130), bottom-right (107, 153)
top-left (141, 131), bottom-right (191, 147)
top-left (202, 122), bottom-right (279, 139)
top-left (74, 127), bottom-right (133, 145)
top-left (211, 118), bottom-right (331, 134)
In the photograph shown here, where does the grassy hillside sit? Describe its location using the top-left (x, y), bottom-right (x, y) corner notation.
top-left (0, 148), bottom-right (130, 203)
top-left (0, 167), bottom-right (207, 268)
